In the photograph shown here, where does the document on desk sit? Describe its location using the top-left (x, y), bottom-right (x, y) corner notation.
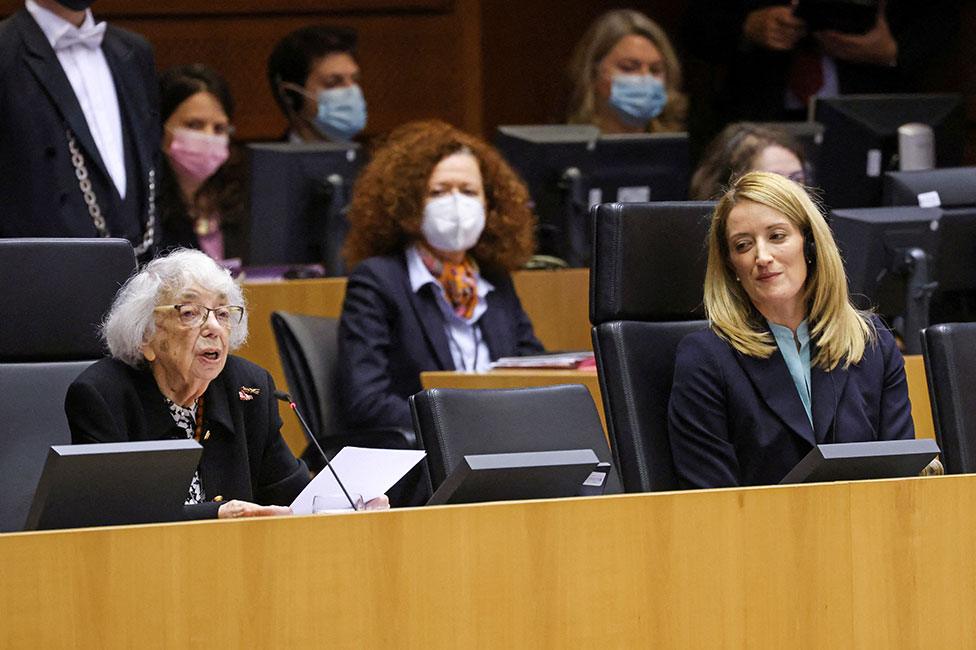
top-left (290, 447), bottom-right (426, 514)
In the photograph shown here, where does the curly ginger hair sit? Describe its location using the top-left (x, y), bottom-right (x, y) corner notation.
top-left (343, 120), bottom-right (537, 272)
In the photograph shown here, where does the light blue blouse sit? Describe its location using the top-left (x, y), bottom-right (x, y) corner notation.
top-left (768, 319), bottom-right (813, 426)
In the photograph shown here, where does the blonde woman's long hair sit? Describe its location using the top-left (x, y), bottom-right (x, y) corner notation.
top-left (704, 171), bottom-right (874, 370)
top-left (566, 9), bottom-right (686, 133)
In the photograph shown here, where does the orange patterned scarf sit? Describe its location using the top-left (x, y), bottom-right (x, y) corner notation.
top-left (419, 245), bottom-right (479, 320)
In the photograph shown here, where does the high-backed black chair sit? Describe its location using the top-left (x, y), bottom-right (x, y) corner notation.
top-left (409, 384), bottom-right (622, 496)
top-left (270, 311), bottom-right (416, 468)
top-left (589, 202), bottom-right (713, 492)
top-left (921, 323), bottom-right (976, 474)
top-left (0, 238), bottom-right (136, 531)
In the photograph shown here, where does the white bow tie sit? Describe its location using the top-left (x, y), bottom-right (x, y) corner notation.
top-left (54, 22), bottom-right (106, 51)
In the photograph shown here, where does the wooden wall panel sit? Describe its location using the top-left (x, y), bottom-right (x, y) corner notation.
top-left (0, 0), bottom-right (481, 141)
top-left (78, 0), bottom-right (452, 15)
top-left (118, 11), bottom-right (482, 140)
top-left (2, 0), bottom-right (971, 159)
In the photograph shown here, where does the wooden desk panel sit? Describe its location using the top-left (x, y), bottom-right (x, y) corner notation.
top-left (904, 354), bottom-right (935, 439)
top-left (511, 268), bottom-right (591, 352)
top-left (1, 476), bottom-right (973, 647)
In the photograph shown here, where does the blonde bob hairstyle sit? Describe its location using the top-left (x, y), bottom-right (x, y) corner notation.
top-left (566, 9), bottom-right (686, 133)
top-left (704, 171), bottom-right (874, 370)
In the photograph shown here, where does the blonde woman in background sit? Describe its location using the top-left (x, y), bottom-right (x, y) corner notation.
top-left (566, 9), bottom-right (687, 134)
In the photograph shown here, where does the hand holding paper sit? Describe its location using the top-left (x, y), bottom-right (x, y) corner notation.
top-left (290, 447), bottom-right (426, 514)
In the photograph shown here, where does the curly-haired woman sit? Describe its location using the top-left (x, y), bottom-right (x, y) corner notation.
top-left (337, 120), bottom-right (545, 430)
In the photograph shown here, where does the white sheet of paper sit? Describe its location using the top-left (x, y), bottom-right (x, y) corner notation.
top-left (290, 446), bottom-right (426, 514)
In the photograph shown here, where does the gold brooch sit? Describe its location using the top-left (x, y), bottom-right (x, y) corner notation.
top-left (239, 386), bottom-right (260, 401)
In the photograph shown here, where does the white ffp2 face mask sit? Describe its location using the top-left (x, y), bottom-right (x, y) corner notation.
top-left (421, 192), bottom-right (486, 253)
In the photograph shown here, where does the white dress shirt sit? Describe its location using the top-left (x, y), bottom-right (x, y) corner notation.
top-left (26, 0), bottom-right (127, 199)
top-left (407, 245), bottom-right (494, 372)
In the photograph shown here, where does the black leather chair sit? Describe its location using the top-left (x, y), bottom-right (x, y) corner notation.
top-left (921, 323), bottom-right (976, 474)
top-left (409, 384), bottom-right (622, 496)
top-left (0, 238), bottom-right (137, 531)
top-left (589, 202), bottom-right (713, 492)
top-left (270, 311), bottom-right (416, 468)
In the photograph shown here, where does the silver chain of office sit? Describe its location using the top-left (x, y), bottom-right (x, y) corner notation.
top-left (66, 129), bottom-right (155, 256)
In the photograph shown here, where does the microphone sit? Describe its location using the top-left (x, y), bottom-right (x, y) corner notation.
top-left (273, 389), bottom-right (359, 511)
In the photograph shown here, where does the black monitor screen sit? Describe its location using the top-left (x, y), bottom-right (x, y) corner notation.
top-left (812, 94), bottom-right (964, 209)
top-left (495, 125), bottom-right (690, 266)
top-left (247, 142), bottom-right (363, 275)
top-left (426, 449), bottom-right (599, 506)
top-left (931, 208), bottom-right (976, 294)
top-left (884, 167), bottom-right (976, 209)
top-left (832, 206), bottom-right (941, 301)
top-left (831, 206), bottom-right (942, 350)
top-left (25, 439), bottom-right (201, 530)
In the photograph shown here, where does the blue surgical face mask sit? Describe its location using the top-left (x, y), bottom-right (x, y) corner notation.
top-left (609, 74), bottom-right (667, 127)
top-left (312, 84), bottom-right (367, 142)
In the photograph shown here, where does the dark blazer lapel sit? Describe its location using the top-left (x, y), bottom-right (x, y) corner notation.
top-left (736, 350), bottom-right (817, 446)
top-left (197, 372), bottom-right (247, 500)
top-left (408, 285), bottom-right (456, 370)
top-left (16, 10), bottom-right (109, 180)
top-left (101, 28), bottom-right (152, 184)
top-left (477, 289), bottom-right (507, 360)
top-left (810, 362), bottom-right (850, 443)
top-left (399, 256), bottom-right (455, 370)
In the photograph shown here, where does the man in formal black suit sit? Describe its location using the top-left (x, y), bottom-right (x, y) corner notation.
top-left (0, 0), bottom-right (159, 259)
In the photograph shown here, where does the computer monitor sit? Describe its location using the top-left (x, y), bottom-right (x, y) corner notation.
top-left (883, 167), bottom-right (976, 209)
top-left (426, 449), bottom-right (600, 506)
top-left (780, 439), bottom-right (939, 484)
top-left (811, 94), bottom-right (964, 209)
top-left (831, 206), bottom-right (942, 353)
top-left (835, 205), bottom-right (976, 333)
top-left (247, 142), bottom-right (363, 275)
top-left (495, 125), bottom-right (691, 266)
top-left (25, 439), bottom-right (202, 530)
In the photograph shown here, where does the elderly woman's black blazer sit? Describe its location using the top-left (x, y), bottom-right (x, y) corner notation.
top-left (65, 355), bottom-right (309, 519)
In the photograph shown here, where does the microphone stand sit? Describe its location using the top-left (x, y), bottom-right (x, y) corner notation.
top-left (274, 390), bottom-right (359, 510)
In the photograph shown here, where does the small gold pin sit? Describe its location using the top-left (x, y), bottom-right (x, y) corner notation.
top-left (213, 495), bottom-right (223, 502)
top-left (239, 386), bottom-right (260, 401)
top-left (203, 430), bottom-right (211, 440)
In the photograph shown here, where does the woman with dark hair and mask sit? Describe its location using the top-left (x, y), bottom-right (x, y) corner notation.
top-left (337, 120), bottom-right (545, 431)
top-left (266, 25), bottom-right (366, 144)
top-left (566, 9), bottom-right (687, 134)
top-left (157, 64), bottom-right (247, 264)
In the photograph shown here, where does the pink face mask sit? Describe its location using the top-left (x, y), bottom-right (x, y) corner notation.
top-left (166, 127), bottom-right (229, 182)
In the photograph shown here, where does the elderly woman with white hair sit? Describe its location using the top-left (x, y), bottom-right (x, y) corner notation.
top-left (65, 248), bottom-right (308, 519)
